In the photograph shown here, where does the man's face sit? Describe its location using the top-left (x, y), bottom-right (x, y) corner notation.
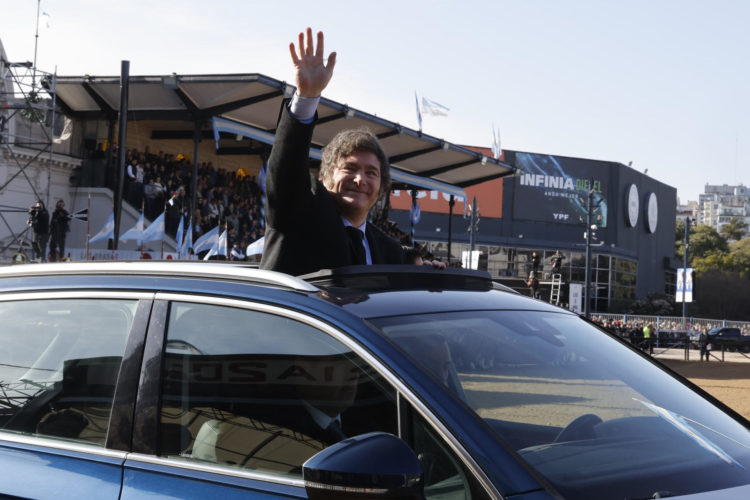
top-left (325, 151), bottom-right (381, 224)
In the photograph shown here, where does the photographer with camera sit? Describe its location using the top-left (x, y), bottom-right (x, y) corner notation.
top-left (27, 200), bottom-right (50, 262)
top-left (49, 199), bottom-right (70, 262)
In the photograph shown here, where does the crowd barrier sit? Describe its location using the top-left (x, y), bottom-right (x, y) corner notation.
top-left (592, 313), bottom-right (750, 361)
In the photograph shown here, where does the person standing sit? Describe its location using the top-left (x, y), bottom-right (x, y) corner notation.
top-left (28, 200), bottom-right (49, 262)
top-left (259, 28), bottom-right (406, 276)
top-left (642, 324), bottom-right (653, 355)
top-left (527, 273), bottom-right (540, 299)
top-left (49, 199), bottom-right (70, 262)
top-left (699, 329), bottom-right (711, 362)
top-left (530, 251), bottom-right (540, 277)
top-left (550, 250), bottom-right (565, 274)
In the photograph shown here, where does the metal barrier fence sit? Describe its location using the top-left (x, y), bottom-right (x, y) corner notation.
top-left (591, 313), bottom-right (750, 361)
top-left (593, 313), bottom-right (750, 336)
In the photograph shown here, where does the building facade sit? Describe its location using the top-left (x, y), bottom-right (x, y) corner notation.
top-left (698, 184), bottom-right (750, 237)
top-left (389, 149), bottom-right (678, 313)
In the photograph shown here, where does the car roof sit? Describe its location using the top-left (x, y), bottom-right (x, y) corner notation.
top-left (0, 261), bottom-right (318, 292)
top-left (0, 261), bottom-right (567, 318)
top-left (300, 265), bottom-right (567, 318)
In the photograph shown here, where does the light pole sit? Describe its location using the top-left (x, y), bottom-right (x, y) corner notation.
top-left (584, 188), bottom-right (593, 318)
top-left (469, 195), bottom-right (479, 254)
top-left (682, 216), bottom-right (692, 327)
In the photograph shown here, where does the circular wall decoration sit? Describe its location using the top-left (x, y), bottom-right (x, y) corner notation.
top-left (646, 192), bottom-right (658, 233)
top-left (626, 184), bottom-right (639, 227)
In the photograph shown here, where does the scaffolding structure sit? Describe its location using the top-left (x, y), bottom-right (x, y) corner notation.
top-left (0, 50), bottom-right (58, 261)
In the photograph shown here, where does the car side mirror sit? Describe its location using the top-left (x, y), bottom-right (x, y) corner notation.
top-left (302, 432), bottom-right (425, 500)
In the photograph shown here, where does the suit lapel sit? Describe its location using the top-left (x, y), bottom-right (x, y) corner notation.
top-left (365, 224), bottom-right (382, 264)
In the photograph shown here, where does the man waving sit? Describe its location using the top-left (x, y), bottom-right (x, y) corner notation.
top-left (260, 28), bottom-right (406, 276)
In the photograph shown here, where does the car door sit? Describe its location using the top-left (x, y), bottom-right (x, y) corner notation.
top-left (120, 294), bottom-right (492, 499)
top-left (0, 291), bottom-right (151, 499)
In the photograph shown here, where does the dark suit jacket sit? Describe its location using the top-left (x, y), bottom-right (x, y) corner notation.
top-left (260, 104), bottom-right (405, 276)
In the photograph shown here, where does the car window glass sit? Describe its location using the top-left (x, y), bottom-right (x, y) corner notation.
top-left (159, 301), bottom-right (397, 479)
top-left (409, 410), bottom-right (484, 500)
top-left (0, 298), bottom-right (136, 446)
top-left (374, 310), bottom-right (750, 499)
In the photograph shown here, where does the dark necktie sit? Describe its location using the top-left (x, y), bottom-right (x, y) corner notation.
top-left (345, 226), bottom-right (366, 265)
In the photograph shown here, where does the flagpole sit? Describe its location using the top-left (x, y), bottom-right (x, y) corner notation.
top-left (161, 198), bottom-right (166, 260)
top-left (86, 193), bottom-right (91, 260)
top-left (410, 190), bottom-right (417, 247)
top-left (111, 205), bottom-right (115, 260)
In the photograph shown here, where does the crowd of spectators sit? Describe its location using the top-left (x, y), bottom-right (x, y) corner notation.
top-left (591, 315), bottom-right (750, 351)
top-left (122, 146), bottom-right (266, 256)
top-left (120, 145), bottom-right (441, 262)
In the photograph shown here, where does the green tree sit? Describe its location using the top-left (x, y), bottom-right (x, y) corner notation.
top-left (688, 224), bottom-right (728, 260)
top-left (720, 217), bottom-right (749, 242)
top-left (675, 219), bottom-right (686, 260)
top-left (626, 293), bottom-right (676, 315)
top-left (673, 223), bottom-right (750, 320)
top-left (726, 237), bottom-right (750, 279)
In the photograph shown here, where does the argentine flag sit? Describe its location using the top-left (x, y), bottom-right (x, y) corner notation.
top-left (120, 212), bottom-right (145, 243)
top-left (89, 212), bottom-right (115, 244)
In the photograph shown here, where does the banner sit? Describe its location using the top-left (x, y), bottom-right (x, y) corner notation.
top-left (569, 283), bottom-right (583, 313)
top-left (513, 153), bottom-right (609, 227)
top-left (676, 268), bottom-right (694, 302)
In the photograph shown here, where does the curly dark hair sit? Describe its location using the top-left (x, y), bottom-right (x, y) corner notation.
top-left (319, 129), bottom-right (391, 199)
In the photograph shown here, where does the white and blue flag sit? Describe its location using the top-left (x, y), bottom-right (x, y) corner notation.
top-left (119, 212), bottom-right (145, 243)
top-left (142, 212), bottom-right (165, 243)
top-left (203, 230), bottom-right (228, 260)
top-left (192, 225), bottom-right (219, 254)
top-left (89, 212), bottom-right (114, 244)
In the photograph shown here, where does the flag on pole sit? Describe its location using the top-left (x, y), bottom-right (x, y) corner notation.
top-left (203, 230), bottom-right (228, 260)
top-left (192, 225), bottom-right (219, 254)
top-left (175, 215), bottom-right (184, 256)
top-left (258, 160), bottom-right (268, 229)
top-left (415, 92), bottom-right (423, 131)
top-left (421, 97), bottom-right (449, 117)
top-left (258, 160), bottom-right (267, 194)
top-left (410, 200), bottom-right (421, 225)
top-left (89, 212), bottom-right (115, 243)
top-left (181, 221), bottom-right (193, 259)
top-left (69, 208), bottom-right (88, 222)
top-left (246, 236), bottom-right (265, 257)
top-left (119, 212), bottom-right (145, 243)
top-left (491, 123), bottom-right (502, 160)
top-left (142, 212), bottom-right (165, 242)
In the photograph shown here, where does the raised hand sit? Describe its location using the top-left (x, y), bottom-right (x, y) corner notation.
top-left (289, 28), bottom-right (337, 98)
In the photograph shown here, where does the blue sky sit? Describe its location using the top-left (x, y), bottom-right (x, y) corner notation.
top-left (2, 0), bottom-right (748, 203)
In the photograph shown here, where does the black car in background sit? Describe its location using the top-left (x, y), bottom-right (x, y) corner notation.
top-left (706, 327), bottom-right (750, 353)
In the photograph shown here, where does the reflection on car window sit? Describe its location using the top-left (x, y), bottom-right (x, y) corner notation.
top-left (159, 302), bottom-right (397, 478)
top-left (0, 299), bottom-right (135, 446)
top-left (374, 310), bottom-right (750, 499)
top-left (408, 410), bottom-right (485, 500)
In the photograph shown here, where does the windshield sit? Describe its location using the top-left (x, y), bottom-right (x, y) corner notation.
top-left (373, 310), bottom-right (750, 499)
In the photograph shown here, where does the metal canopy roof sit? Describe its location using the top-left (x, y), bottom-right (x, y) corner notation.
top-left (46, 73), bottom-right (515, 188)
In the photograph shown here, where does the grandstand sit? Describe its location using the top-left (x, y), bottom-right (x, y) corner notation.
top-left (1, 39), bottom-right (515, 262)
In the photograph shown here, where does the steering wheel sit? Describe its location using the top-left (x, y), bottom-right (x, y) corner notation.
top-left (554, 413), bottom-right (602, 443)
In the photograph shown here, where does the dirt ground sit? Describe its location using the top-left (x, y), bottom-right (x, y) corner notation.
top-left (661, 359), bottom-right (750, 421)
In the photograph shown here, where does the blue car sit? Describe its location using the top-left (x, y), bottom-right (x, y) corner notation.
top-left (1, 262), bottom-right (750, 499)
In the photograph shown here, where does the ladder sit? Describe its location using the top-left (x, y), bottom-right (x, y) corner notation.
top-left (549, 274), bottom-right (562, 305)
